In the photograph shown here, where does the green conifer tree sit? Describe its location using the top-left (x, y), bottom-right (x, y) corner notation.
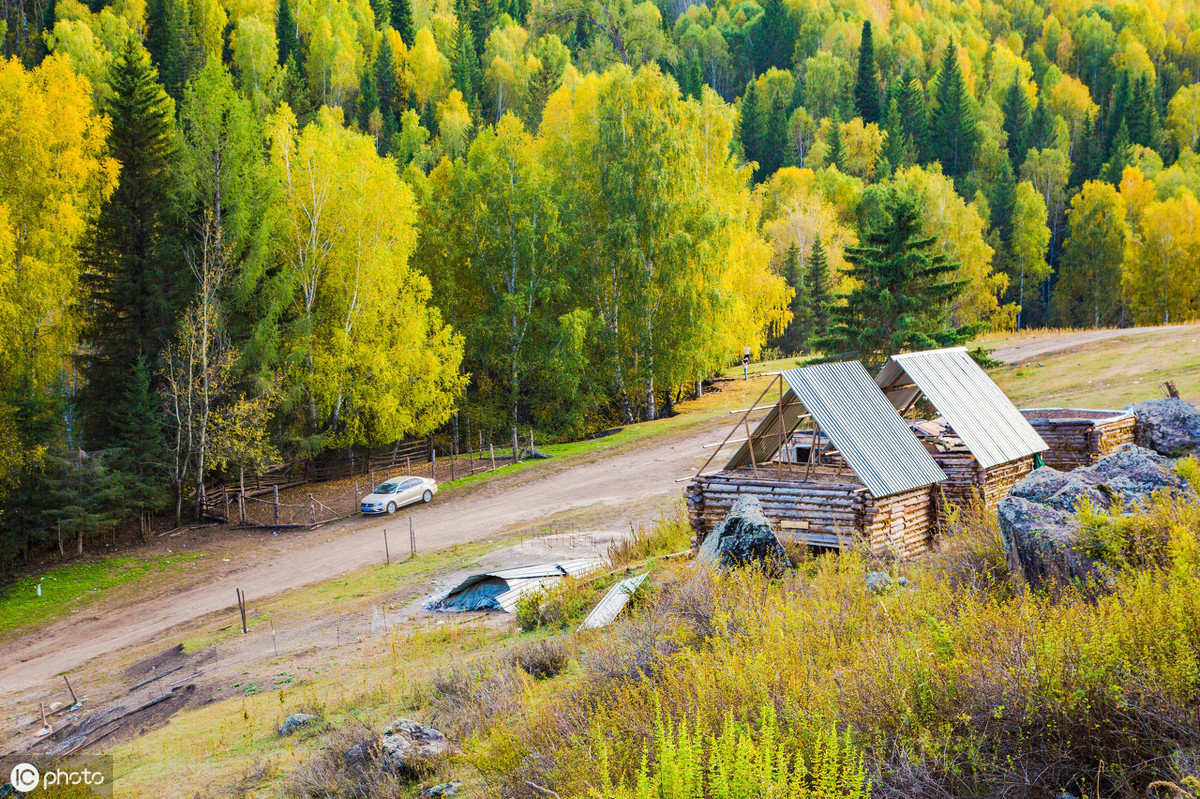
top-left (451, 0), bottom-right (481, 110)
top-left (817, 189), bottom-right (982, 367)
top-left (739, 78), bottom-right (765, 177)
top-left (276, 0), bottom-right (298, 65)
top-left (806, 234), bottom-right (832, 346)
top-left (750, 0), bottom-right (796, 73)
top-left (1103, 120), bottom-right (1132, 183)
top-left (777, 243), bottom-right (809, 353)
top-left (897, 67), bottom-right (928, 157)
top-left (81, 35), bottom-right (185, 449)
top-left (929, 42), bottom-right (977, 178)
top-left (825, 111), bottom-right (844, 171)
top-left (853, 20), bottom-right (881, 124)
top-left (391, 0), bottom-right (414, 46)
top-left (1001, 73), bottom-right (1030, 166)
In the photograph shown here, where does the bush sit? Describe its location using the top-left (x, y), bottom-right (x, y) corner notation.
top-left (514, 576), bottom-right (596, 632)
top-left (510, 638), bottom-right (570, 680)
top-left (608, 512), bottom-right (693, 567)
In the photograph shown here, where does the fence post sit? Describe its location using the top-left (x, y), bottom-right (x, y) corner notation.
top-left (370, 470), bottom-right (376, 491)
top-left (490, 443), bottom-right (495, 470)
top-left (450, 445), bottom-right (455, 482)
top-left (308, 494), bottom-right (316, 525)
top-left (409, 516), bottom-right (415, 557)
top-left (406, 456), bottom-right (410, 476)
top-left (273, 484), bottom-right (280, 527)
top-left (239, 466), bottom-right (246, 524)
top-left (384, 528), bottom-right (390, 565)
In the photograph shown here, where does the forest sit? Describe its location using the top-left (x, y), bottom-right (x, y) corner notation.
top-left (2, 0), bottom-right (1200, 566)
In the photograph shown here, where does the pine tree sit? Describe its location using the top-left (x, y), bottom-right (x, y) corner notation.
top-left (750, 0), bottom-right (796, 73)
top-left (1126, 75), bottom-right (1160, 150)
top-left (929, 42), bottom-right (977, 178)
top-left (451, 0), bottom-right (481, 110)
top-left (391, 0), bottom-right (414, 46)
top-left (761, 89), bottom-right (789, 178)
top-left (807, 234), bottom-right (832, 345)
top-left (853, 20), bottom-right (881, 124)
top-left (896, 67), bottom-right (928, 158)
top-left (358, 67), bottom-right (379, 131)
top-left (1104, 72), bottom-right (1130, 156)
top-left (81, 35), bottom-right (186, 449)
top-left (277, 0), bottom-right (298, 65)
top-left (817, 188), bottom-right (982, 367)
top-left (989, 156), bottom-right (1017, 247)
top-left (1027, 98), bottom-right (1053, 153)
top-left (825, 111), bottom-right (844, 171)
top-left (739, 79), bottom-right (765, 178)
top-left (1102, 120), bottom-right (1132, 183)
top-left (1070, 111), bottom-right (1103, 188)
top-left (369, 0), bottom-right (391, 29)
top-left (376, 33), bottom-right (398, 118)
top-left (1001, 74), bottom-right (1030, 167)
top-left (778, 243), bottom-right (809, 354)
top-left (471, 0), bottom-right (498, 58)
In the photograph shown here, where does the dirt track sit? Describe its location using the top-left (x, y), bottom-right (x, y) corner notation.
top-left (988, 323), bottom-right (1200, 364)
top-left (0, 415), bottom-right (723, 703)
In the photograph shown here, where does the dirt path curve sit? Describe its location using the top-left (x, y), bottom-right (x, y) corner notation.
top-left (0, 416), bottom-right (722, 700)
top-left (989, 323), bottom-right (1200, 364)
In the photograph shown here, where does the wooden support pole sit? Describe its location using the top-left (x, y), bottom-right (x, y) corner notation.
top-left (237, 588), bottom-right (248, 634)
top-left (63, 675), bottom-right (78, 706)
top-left (239, 467), bottom-right (246, 524)
top-left (308, 494), bottom-right (316, 525)
top-left (744, 417), bottom-right (759, 478)
top-left (490, 443), bottom-right (496, 470)
top-left (409, 516), bottom-right (415, 557)
top-left (777, 375), bottom-right (784, 480)
top-left (273, 485), bottom-right (279, 527)
top-left (383, 528), bottom-right (390, 565)
top-left (450, 445), bottom-right (455, 481)
top-left (692, 377), bottom-right (779, 478)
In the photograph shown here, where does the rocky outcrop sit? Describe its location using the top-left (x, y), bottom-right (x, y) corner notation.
top-left (999, 444), bottom-right (1192, 591)
top-left (279, 713), bottom-right (319, 737)
top-left (381, 718), bottom-right (452, 777)
top-left (697, 495), bottom-right (789, 577)
top-left (1126, 398), bottom-right (1200, 457)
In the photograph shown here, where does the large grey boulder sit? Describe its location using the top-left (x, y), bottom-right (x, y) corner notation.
top-left (279, 713), bottom-right (319, 737)
top-left (999, 444), bottom-right (1192, 590)
top-left (381, 718), bottom-right (452, 777)
top-left (998, 496), bottom-right (1100, 591)
top-left (697, 495), bottom-right (789, 577)
top-left (1126, 398), bottom-right (1200, 457)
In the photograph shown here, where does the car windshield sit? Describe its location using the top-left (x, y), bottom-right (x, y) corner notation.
top-left (376, 483), bottom-right (399, 494)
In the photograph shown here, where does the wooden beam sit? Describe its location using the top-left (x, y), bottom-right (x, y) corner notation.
top-left (702, 437), bottom-right (749, 449)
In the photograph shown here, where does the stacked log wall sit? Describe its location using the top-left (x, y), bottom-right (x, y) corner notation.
top-left (863, 485), bottom-right (937, 559)
top-left (1024, 414), bottom-right (1135, 470)
top-left (929, 453), bottom-right (1036, 521)
top-left (686, 474), bottom-right (867, 550)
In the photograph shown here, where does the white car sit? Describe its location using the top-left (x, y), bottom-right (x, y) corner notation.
top-left (360, 476), bottom-right (438, 515)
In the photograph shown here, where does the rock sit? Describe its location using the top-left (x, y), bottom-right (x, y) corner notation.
top-left (864, 571), bottom-right (910, 595)
top-left (381, 718), bottom-right (452, 777)
top-left (1008, 468), bottom-right (1109, 512)
top-left (422, 781), bottom-right (465, 796)
top-left (997, 496), bottom-right (1100, 591)
top-left (343, 736), bottom-right (381, 768)
top-left (697, 495), bottom-right (789, 577)
top-left (1074, 444), bottom-right (1185, 503)
top-left (279, 713), bottom-right (319, 737)
top-left (1126, 398), bottom-right (1200, 457)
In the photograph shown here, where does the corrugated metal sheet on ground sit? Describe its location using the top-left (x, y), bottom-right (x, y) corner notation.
top-left (725, 361), bottom-right (946, 498)
top-left (425, 558), bottom-right (605, 614)
top-left (578, 572), bottom-right (648, 630)
top-left (876, 348), bottom-right (1048, 469)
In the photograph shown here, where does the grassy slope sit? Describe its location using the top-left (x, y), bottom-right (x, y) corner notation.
top-left (982, 327), bottom-right (1200, 407)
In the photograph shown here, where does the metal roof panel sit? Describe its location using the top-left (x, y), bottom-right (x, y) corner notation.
top-left (877, 348), bottom-right (1048, 468)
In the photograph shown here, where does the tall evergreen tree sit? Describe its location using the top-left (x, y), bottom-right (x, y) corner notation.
top-left (391, 0), bottom-right (414, 46)
top-left (81, 36), bottom-right (185, 449)
top-left (807, 234), bottom-right (832, 344)
top-left (451, 0), bottom-right (481, 110)
top-left (1070, 111), bottom-right (1103, 188)
top-left (1001, 74), bottom-right (1030, 167)
top-left (989, 156), bottom-right (1017, 247)
top-left (1026, 97), bottom-right (1053, 153)
top-left (368, 0), bottom-right (391, 29)
top-left (777, 243), bottom-right (809, 353)
top-left (750, 0), bottom-right (796, 73)
top-left (825, 110), bottom-right (844, 171)
top-left (896, 67), bottom-right (928, 157)
top-left (739, 79), bottom-right (765, 177)
top-left (471, 0), bottom-right (498, 57)
top-left (853, 20), bottom-right (881, 124)
top-left (277, 0), bottom-right (298, 65)
top-left (817, 189), bottom-right (982, 367)
top-left (1104, 71), bottom-right (1130, 156)
top-left (929, 42), bottom-right (977, 179)
top-left (761, 89), bottom-right (789, 178)
top-left (1102, 120), bottom-right (1132, 183)
top-left (1126, 75), bottom-right (1160, 150)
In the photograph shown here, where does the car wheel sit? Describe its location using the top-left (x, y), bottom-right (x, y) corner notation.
top-left (422, 490), bottom-right (433, 504)
top-left (386, 502), bottom-right (396, 515)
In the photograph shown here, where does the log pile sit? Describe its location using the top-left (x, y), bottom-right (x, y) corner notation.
top-left (1021, 409), bottom-right (1136, 470)
top-left (686, 470), bottom-right (938, 558)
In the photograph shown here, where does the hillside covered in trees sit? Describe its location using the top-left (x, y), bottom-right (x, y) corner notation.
top-left (2, 0), bottom-right (1200, 566)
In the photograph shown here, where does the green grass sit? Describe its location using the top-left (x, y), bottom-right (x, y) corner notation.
top-left (0, 552), bottom-right (206, 639)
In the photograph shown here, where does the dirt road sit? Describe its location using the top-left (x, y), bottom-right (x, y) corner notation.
top-left (0, 415), bottom-right (723, 701)
top-left (988, 323), bottom-right (1200, 364)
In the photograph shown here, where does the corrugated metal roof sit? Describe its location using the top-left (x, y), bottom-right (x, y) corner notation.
top-left (876, 348), bottom-right (1048, 469)
top-left (726, 361), bottom-right (946, 498)
top-left (578, 572), bottom-right (648, 630)
top-left (425, 559), bottom-right (605, 614)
